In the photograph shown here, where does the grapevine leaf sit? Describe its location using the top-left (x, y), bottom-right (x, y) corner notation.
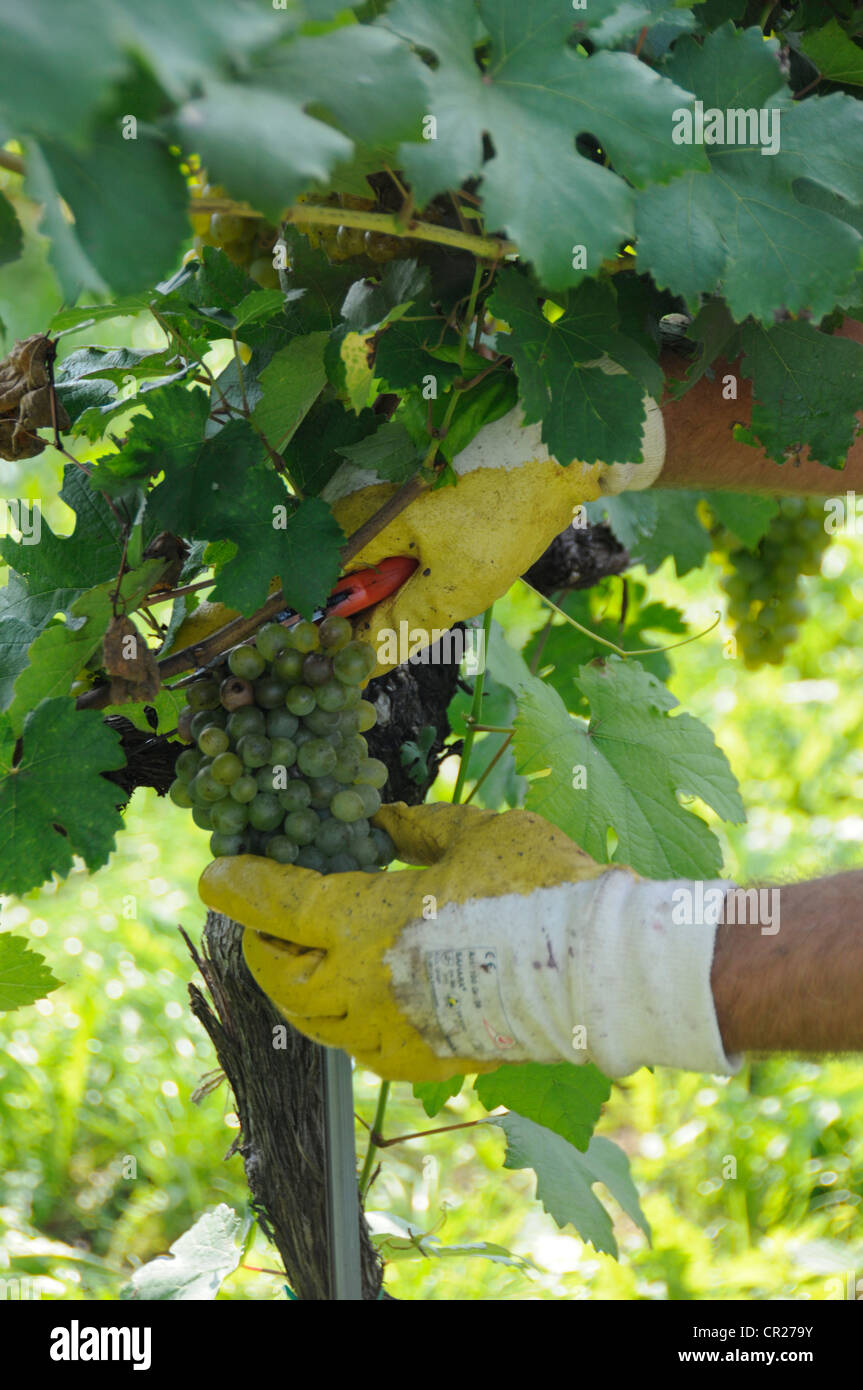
top-left (0, 0), bottom-right (124, 146)
top-left (575, 0), bottom-right (694, 48)
top-left (0, 699), bottom-right (125, 895)
top-left (475, 1063), bottom-right (610, 1153)
top-left (335, 421), bottom-right (421, 482)
top-left (493, 1114), bottom-right (650, 1258)
top-left (233, 290), bottom-right (288, 329)
top-left (588, 490), bottom-right (712, 575)
top-left (413, 1075), bottom-right (464, 1118)
top-left (707, 491), bottom-right (778, 549)
top-left (250, 332), bottom-right (329, 455)
top-left (8, 561), bottom-right (166, 733)
top-left (258, 26), bottom-right (429, 147)
top-left (284, 401), bottom-right (380, 496)
top-left (210, 497), bottom-right (344, 620)
top-left (0, 933), bottom-right (60, 1014)
top-left (373, 311), bottom-right (463, 393)
top-left (513, 658), bottom-right (745, 878)
top-left (0, 470), bottom-right (127, 624)
top-left (0, 190), bottom-right (23, 268)
top-left (174, 81), bottom-right (352, 223)
top-left (491, 272), bottom-right (649, 467)
top-left (37, 130), bottom-right (190, 297)
top-left (800, 21), bottom-right (863, 90)
top-left (125, 1205), bottom-right (244, 1301)
top-left (737, 320), bottom-right (863, 469)
top-left (340, 260), bottom-right (428, 332)
top-left (49, 297), bottom-right (155, 332)
top-left (364, 1212), bottom-right (532, 1269)
top-left (94, 385), bottom-right (210, 486)
top-left (637, 28), bottom-right (863, 320)
top-left (114, 0), bottom-right (284, 102)
top-left (24, 141), bottom-right (107, 303)
top-left (100, 687), bottom-right (186, 736)
top-left (384, 0), bottom-right (705, 288)
top-left (54, 347), bottom-right (193, 425)
top-left (0, 614), bottom-right (38, 711)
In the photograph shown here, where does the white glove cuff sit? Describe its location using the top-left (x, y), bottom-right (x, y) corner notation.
top-left (386, 874), bottom-right (741, 1078)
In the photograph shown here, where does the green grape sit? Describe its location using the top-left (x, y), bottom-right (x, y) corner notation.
top-left (293, 727), bottom-right (313, 747)
top-left (198, 725), bottom-right (230, 757)
top-left (210, 800), bottom-right (250, 835)
top-left (175, 749), bottom-right (203, 781)
top-left (343, 734), bottom-right (368, 761)
top-left (327, 853), bottom-right (360, 873)
top-left (314, 818), bottom-right (352, 855)
top-left (227, 706), bottom-right (266, 740)
top-left (297, 738), bottom-right (338, 778)
top-left (363, 230), bottom-right (401, 263)
top-left (283, 809), bottom-right (319, 845)
top-left (266, 708), bottom-right (299, 739)
top-left (237, 734), bottom-right (272, 768)
top-left (347, 817), bottom-right (371, 843)
top-left (249, 257), bottom-right (281, 290)
top-left (279, 781), bottom-right (312, 812)
top-left (337, 709), bottom-right (361, 736)
top-left (210, 831), bottom-right (245, 858)
top-left (177, 706), bottom-right (196, 743)
top-left (371, 827), bottom-right (396, 865)
top-left (187, 679), bottom-right (221, 711)
top-left (256, 622), bottom-right (290, 662)
top-left (169, 778), bottom-right (194, 808)
top-left (273, 649), bottom-right (304, 683)
top-left (352, 835), bottom-right (379, 867)
top-left (332, 753), bottom-right (361, 784)
top-left (340, 684), bottom-right (363, 710)
top-left (211, 212), bottom-right (255, 245)
top-left (253, 675), bottom-right (289, 709)
top-left (255, 766), bottom-right (282, 792)
top-left (210, 751), bottom-right (244, 785)
top-left (287, 621), bottom-right (319, 653)
top-left (356, 701), bottom-right (377, 732)
top-left (304, 707), bottom-right (341, 737)
top-left (285, 685), bottom-right (316, 716)
top-left (354, 783), bottom-right (381, 817)
top-left (333, 641), bottom-right (377, 685)
top-left (302, 653), bottom-right (333, 687)
top-left (315, 678), bottom-right (347, 712)
top-left (330, 789), bottom-right (366, 823)
top-left (248, 793), bottom-right (285, 832)
top-left (269, 736), bottom-right (298, 768)
top-left (191, 709), bottom-right (226, 741)
top-left (318, 614), bottom-right (353, 651)
top-left (191, 806), bottom-right (213, 831)
top-left (229, 645), bottom-right (267, 681)
top-left (295, 846), bottom-right (327, 873)
top-left (265, 836), bottom-right (299, 863)
top-left (191, 770), bottom-right (230, 804)
top-left (354, 757), bottom-right (388, 789)
top-left (230, 774), bottom-right (258, 804)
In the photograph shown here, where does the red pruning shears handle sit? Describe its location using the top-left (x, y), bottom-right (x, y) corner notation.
top-left (275, 555), bottom-right (418, 628)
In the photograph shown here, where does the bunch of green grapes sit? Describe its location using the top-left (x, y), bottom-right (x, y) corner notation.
top-left (169, 616), bottom-right (396, 874)
top-left (190, 181), bottom-right (281, 288)
top-left (719, 497), bottom-right (830, 669)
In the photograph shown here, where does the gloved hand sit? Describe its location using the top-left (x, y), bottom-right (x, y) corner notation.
top-left (198, 801), bottom-right (739, 1083)
top-left (171, 363), bottom-right (665, 676)
top-left (324, 371), bottom-right (665, 675)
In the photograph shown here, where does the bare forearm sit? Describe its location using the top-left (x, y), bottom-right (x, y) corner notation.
top-left (657, 317), bottom-right (863, 496)
top-left (711, 872), bottom-right (863, 1055)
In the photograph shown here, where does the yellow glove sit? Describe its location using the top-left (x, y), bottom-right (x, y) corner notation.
top-left (170, 369), bottom-right (664, 675)
top-left (198, 801), bottom-right (607, 1082)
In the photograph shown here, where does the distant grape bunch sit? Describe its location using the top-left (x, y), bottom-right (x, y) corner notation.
top-left (190, 181), bottom-right (281, 288)
top-left (169, 616), bottom-right (396, 874)
top-left (718, 497), bottom-right (831, 670)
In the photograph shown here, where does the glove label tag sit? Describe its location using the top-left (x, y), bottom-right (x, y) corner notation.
top-left (426, 948), bottom-right (519, 1057)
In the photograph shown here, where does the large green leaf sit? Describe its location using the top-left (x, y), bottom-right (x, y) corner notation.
top-left (383, 0), bottom-right (706, 288)
top-left (0, 933), bottom-right (61, 1014)
top-left (512, 658), bottom-right (745, 877)
top-left (125, 1205), bottom-right (244, 1300)
top-left (250, 332), bottom-right (330, 455)
top-left (637, 26), bottom-right (863, 321)
top-left (475, 1062), bottom-right (610, 1153)
top-left (0, 699), bottom-right (125, 895)
top-left (737, 320), bottom-right (863, 470)
top-left (493, 1114), bottom-right (650, 1258)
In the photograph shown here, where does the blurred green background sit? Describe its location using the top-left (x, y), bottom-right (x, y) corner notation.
top-left (2, 165), bottom-right (862, 1302)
